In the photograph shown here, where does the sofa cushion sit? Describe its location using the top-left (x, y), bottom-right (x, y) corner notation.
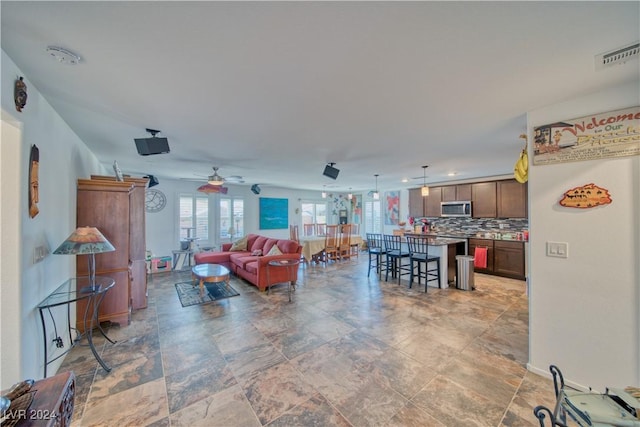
top-left (277, 239), bottom-right (300, 254)
top-left (263, 238), bottom-right (279, 254)
top-left (266, 244), bottom-right (282, 256)
top-left (229, 235), bottom-right (248, 251)
top-left (244, 260), bottom-right (258, 275)
top-left (233, 255), bottom-right (261, 269)
top-left (193, 251), bottom-right (233, 265)
top-left (250, 235), bottom-right (268, 252)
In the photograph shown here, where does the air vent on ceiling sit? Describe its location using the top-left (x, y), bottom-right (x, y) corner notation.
top-left (595, 42), bottom-right (639, 70)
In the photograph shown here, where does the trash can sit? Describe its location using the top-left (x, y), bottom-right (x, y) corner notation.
top-left (456, 255), bottom-right (475, 290)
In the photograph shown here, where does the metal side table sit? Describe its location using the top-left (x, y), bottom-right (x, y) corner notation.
top-left (37, 276), bottom-right (116, 377)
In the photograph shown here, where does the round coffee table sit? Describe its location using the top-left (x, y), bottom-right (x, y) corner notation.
top-left (191, 263), bottom-right (230, 297)
top-left (266, 259), bottom-right (300, 302)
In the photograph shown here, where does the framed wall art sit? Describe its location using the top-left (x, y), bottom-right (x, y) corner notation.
top-left (259, 197), bottom-right (288, 229)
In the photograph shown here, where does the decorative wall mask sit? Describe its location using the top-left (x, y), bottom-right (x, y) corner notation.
top-left (29, 145), bottom-right (40, 218)
top-left (559, 183), bottom-right (612, 208)
top-left (15, 77), bottom-right (27, 112)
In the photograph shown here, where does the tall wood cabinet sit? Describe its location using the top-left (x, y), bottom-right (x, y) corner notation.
top-left (76, 177), bottom-right (148, 329)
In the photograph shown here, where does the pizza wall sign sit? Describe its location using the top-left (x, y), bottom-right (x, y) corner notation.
top-left (559, 183), bottom-right (612, 209)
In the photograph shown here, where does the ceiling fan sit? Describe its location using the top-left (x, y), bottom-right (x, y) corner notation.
top-left (207, 166), bottom-right (245, 186)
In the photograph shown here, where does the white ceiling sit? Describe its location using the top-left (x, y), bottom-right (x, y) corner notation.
top-left (2, 1), bottom-right (638, 193)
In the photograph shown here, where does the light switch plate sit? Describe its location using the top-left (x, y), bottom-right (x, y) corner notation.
top-left (546, 241), bottom-right (568, 258)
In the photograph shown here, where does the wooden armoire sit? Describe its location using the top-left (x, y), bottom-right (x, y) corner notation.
top-left (76, 176), bottom-right (148, 329)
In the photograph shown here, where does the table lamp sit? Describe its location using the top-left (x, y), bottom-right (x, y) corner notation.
top-left (53, 226), bottom-right (115, 292)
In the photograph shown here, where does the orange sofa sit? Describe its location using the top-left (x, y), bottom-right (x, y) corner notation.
top-left (193, 234), bottom-right (302, 291)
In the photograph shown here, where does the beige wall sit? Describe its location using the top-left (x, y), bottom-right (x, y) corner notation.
top-left (527, 81), bottom-right (639, 390)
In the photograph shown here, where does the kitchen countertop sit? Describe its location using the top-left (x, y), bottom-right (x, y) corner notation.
top-left (400, 231), bottom-right (527, 242)
top-left (403, 233), bottom-right (467, 246)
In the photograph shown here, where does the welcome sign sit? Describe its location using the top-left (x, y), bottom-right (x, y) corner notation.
top-left (533, 107), bottom-right (640, 166)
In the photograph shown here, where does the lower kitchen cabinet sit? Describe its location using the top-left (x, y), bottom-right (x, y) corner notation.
top-left (494, 240), bottom-right (525, 280)
top-left (468, 238), bottom-right (525, 280)
top-left (468, 238), bottom-right (494, 274)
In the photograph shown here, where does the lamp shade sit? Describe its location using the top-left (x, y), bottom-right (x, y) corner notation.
top-left (53, 226), bottom-right (115, 255)
top-left (197, 183), bottom-right (228, 194)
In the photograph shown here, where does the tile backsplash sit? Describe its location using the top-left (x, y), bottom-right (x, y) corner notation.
top-left (420, 217), bottom-right (529, 236)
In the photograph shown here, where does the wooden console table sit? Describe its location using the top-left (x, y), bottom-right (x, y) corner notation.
top-left (2, 371), bottom-right (75, 427)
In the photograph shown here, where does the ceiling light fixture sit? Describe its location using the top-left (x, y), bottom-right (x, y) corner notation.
top-left (321, 185), bottom-right (327, 199)
top-left (421, 165), bottom-right (430, 197)
top-left (208, 167), bottom-right (225, 186)
top-left (348, 188), bottom-right (353, 200)
top-left (45, 46), bottom-right (81, 65)
top-left (373, 174), bottom-right (380, 200)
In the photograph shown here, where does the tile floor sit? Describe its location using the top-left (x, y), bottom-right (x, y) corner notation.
top-left (59, 256), bottom-right (558, 426)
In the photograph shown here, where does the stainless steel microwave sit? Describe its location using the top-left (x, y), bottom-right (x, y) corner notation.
top-left (441, 201), bottom-right (472, 217)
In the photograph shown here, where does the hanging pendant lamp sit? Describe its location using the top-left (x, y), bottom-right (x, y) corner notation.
top-left (373, 174), bottom-right (380, 200)
top-left (421, 165), bottom-right (430, 196)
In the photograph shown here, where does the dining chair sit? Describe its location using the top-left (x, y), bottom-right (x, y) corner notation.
top-left (383, 234), bottom-right (411, 284)
top-left (289, 224), bottom-right (299, 243)
top-left (322, 225), bottom-right (339, 264)
top-left (366, 233), bottom-right (387, 278)
top-left (303, 223), bottom-right (315, 236)
top-left (315, 223), bottom-right (327, 236)
top-left (338, 223), bottom-right (352, 260)
top-left (350, 223), bottom-right (360, 257)
top-left (406, 236), bottom-right (441, 292)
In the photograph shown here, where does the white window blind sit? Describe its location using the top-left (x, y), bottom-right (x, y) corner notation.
top-left (179, 194), bottom-right (209, 241)
top-left (364, 200), bottom-right (381, 234)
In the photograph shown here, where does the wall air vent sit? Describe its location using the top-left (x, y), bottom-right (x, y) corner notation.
top-left (595, 42), bottom-right (639, 70)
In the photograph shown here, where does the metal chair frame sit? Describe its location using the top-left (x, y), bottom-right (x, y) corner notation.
top-left (383, 234), bottom-right (411, 284)
top-left (366, 233), bottom-right (387, 278)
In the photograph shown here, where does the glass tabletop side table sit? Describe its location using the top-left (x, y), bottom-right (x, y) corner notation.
top-left (37, 276), bottom-right (116, 377)
top-left (266, 259), bottom-right (300, 302)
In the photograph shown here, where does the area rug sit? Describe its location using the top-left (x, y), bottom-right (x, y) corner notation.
top-left (174, 280), bottom-right (240, 307)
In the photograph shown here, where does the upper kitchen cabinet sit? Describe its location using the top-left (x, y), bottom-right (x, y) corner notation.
top-left (408, 188), bottom-right (424, 217)
top-left (471, 181), bottom-right (497, 217)
top-left (424, 186), bottom-right (443, 217)
top-left (442, 184), bottom-right (472, 202)
top-left (497, 179), bottom-right (528, 218)
top-left (456, 184), bottom-right (472, 201)
top-left (409, 186), bottom-right (442, 217)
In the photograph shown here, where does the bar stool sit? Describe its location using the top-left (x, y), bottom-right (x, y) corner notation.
top-left (406, 236), bottom-right (440, 292)
top-left (366, 233), bottom-right (387, 278)
top-left (383, 234), bottom-right (411, 284)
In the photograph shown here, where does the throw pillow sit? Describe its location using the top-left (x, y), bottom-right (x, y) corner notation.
top-left (266, 244), bottom-right (282, 256)
top-left (229, 235), bottom-right (248, 251)
top-left (251, 249), bottom-right (263, 257)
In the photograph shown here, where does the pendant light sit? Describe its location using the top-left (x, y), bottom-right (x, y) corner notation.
top-left (421, 165), bottom-right (430, 196)
top-left (348, 188), bottom-right (353, 200)
top-left (321, 185), bottom-right (327, 198)
top-left (373, 174), bottom-right (380, 200)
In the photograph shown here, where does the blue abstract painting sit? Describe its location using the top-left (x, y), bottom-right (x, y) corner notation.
top-left (259, 197), bottom-right (288, 229)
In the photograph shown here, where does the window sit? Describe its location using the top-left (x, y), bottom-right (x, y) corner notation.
top-left (364, 200), bottom-right (381, 234)
top-left (179, 194), bottom-right (209, 241)
top-left (220, 197), bottom-right (244, 240)
top-left (301, 202), bottom-right (327, 225)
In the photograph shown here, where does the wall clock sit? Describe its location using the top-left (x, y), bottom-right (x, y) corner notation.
top-left (145, 189), bottom-right (167, 213)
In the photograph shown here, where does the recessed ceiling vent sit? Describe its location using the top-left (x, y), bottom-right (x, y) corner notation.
top-left (595, 42), bottom-right (639, 70)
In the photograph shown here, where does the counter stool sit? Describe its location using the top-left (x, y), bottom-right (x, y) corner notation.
top-left (406, 236), bottom-right (441, 292)
top-left (366, 233), bottom-right (387, 278)
top-left (383, 234), bottom-right (411, 284)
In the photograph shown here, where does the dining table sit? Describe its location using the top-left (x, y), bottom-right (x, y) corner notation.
top-left (300, 235), bottom-right (364, 262)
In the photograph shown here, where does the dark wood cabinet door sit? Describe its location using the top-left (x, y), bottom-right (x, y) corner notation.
top-left (471, 182), bottom-right (497, 217)
top-left (497, 179), bottom-right (527, 218)
top-left (442, 186), bottom-right (456, 202)
top-left (494, 240), bottom-right (525, 279)
top-left (408, 188), bottom-right (424, 218)
top-left (456, 184), bottom-right (472, 201)
top-left (468, 238), bottom-right (494, 273)
top-left (424, 186), bottom-right (442, 217)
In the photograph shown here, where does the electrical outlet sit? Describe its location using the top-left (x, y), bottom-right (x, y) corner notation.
top-left (33, 245), bottom-right (49, 263)
top-left (546, 241), bottom-right (569, 258)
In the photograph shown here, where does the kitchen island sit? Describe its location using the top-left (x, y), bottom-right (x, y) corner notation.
top-left (403, 233), bottom-right (467, 289)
